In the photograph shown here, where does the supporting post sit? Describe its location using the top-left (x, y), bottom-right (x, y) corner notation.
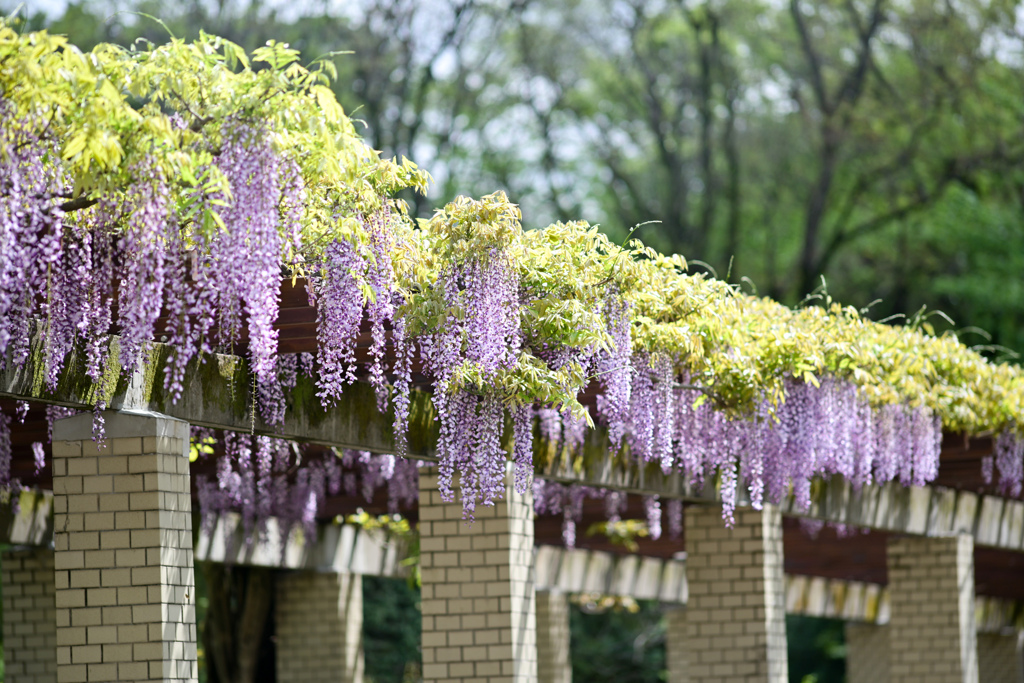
top-left (536, 590), bottom-right (571, 683)
top-left (977, 633), bottom-right (1022, 683)
top-left (418, 467), bottom-right (537, 683)
top-left (684, 504), bottom-right (788, 683)
top-left (845, 622), bottom-right (890, 683)
top-left (2, 546), bottom-right (57, 683)
top-left (52, 411), bottom-right (197, 682)
top-left (275, 571), bottom-right (364, 683)
top-left (665, 607), bottom-right (688, 682)
top-left (887, 534), bottom-right (978, 683)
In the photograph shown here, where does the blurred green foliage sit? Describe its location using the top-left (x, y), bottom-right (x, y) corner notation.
top-left (787, 615), bottom-right (847, 683)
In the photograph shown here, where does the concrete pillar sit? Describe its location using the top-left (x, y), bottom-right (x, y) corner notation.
top-left (665, 607), bottom-right (688, 682)
top-left (845, 622), bottom-right (890, 683)
top-left (52, 411), bottom-right (197, 682)
top-left (684, 504), bottom-right (788, 683)
top-left (887, 534), bottom-right (978, 683)
top-left (536, 590), bottom-right (571, 683)
top-left (275, 571), bottom-right (364, 683)
top-left (418, 467), bottom-right (537, 683)
top-left (977, 633), bottom-right (1022, 683)
top-left (2, 547), bottom-right (57, 683)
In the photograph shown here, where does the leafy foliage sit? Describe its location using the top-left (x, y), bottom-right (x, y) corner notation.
top-left (569, 598), bottom-right (666, 683)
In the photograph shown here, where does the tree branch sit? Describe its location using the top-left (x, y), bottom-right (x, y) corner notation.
top-left (790, 0), bottom-right (832, 115)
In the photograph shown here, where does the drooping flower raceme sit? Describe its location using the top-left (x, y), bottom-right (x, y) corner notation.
top-left (197, 121), bottom-right (289, 385)
top-left (994, 430), bottom-right (1023, 497)
top-left (595, 292), bottom-right (632, 447)
top-left (117, 159), bottom-right (174, 374)
top-left (421, 198), bottom-right (526, 517)
top-left (310, 239), bottom-right (365, 404)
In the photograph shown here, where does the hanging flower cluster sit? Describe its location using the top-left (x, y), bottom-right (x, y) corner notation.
top-left (993, 430), bottom-right (1023, 497)
top-left (595, 293), bottom-right (633, 447)
top-left (193, 428), bottom-right (421, 541)
top-left (0, 412), bottom-right (11, 492)
top-left (667, 376), bottom-right (941, 524)
top-left (533, 481), bottom-right (603, 548)
top-left (414, 194), bottom-right (527, 517)
top-left (531, 480), bottom-right (682, 548)
top-left (337, 449), bottom-right (420, 513)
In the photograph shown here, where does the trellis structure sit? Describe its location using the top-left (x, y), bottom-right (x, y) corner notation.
top-left (1, 22), bottom-right (1023, 683)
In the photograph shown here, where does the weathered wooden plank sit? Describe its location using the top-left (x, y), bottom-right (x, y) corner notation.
top-left (582, 551), bottom-right (613, 594)
top-left (534, 546), bottom-right (562, 589)
top-left (953, 491), bottom-right (980, 536)
top-left (998, 501), bottom-right (1024, 551)
top-left (786, 575), bottom-right (809, 614)
top-left (805, 577), bottom-right (828, 617)
top-left (905, 486), bottom-right (931, 534)
top-left (633, 557), bottom-right (665, 600)
top-left (977, 496), bottom-right (1006, 547)
top-left (0, 490), bottom-right (53, 547)
top-left (555, 549), bottom-right (589, 593)
top-left (926, 487), bottom-right (957, 537)
top-left (608, 554), bottom-right (640, 597)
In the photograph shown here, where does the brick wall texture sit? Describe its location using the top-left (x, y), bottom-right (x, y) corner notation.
top-left (2, 547), bottom-right (57, 683)
top-left (665, 607), bottom-right (688, 682)
top-left (685, 504), bottom-right (788, 683)
top-left (536, 591), bottom-right (571, 683)
top-left (978, 634), bottom-right (1022, 683)
top-left (845, 622), bottom-right (890, 683)
top-left (276, 571), bottom-right (364, 683)
top-left (887, 534), bottom-right (978, 683)
top-left (52, 412), bottom-right (198, 682)
top-left (418, 468), bottom-right (537, 683)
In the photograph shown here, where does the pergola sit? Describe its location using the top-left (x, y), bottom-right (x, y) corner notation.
top-left (2, 21), bottom-right (1024, 683)
top-left (0, 289), bottom-right (1022, 683)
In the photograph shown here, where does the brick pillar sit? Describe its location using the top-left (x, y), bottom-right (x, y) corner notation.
top-left (684, 504), bottom-right (788, 683)
top-left (52, 411), bottom-right (197, 683)
top-left (887, 534), bottom-right (978, 683)
top-left (845, 623), bottom-right (890, 683)
top-left (977, 634), bottom-right (1021, 683)
top-left (418, 467), bottom-right (537, 683)
top-left (665, 607), bottom-right (688, 682)
top-left (275, 571), bottom-right (364, 683)
top-left (536, 590), bottom-right (571, 683)
top-left (2, 547), bottom-right (57, 683)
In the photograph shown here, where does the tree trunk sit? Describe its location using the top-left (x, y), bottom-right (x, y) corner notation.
top-left (202, 563), bottom-right (275, 683)
top-left (799, 131), bottom-right (839, 296)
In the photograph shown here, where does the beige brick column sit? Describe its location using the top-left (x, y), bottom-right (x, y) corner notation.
top-left (845, 623), bottom-right (889, 683)
top-left (52, 411), bottom-right (197, 683)
top-left (418, 467), bottom-right (537, 683)
top-left (887, 534), bottom-right (978, 683)
top-left (2, 547), bottom-right (57, 683)
top-left (684, 504), bottom-right (788, 683)
top-left (977, 633), bottom-right (1021, 683)
top-left (665, 607), bottom-right (688, 682)
top-left (275, 571), bottom-right (364, 683)
top-left (536, 590), bottom-right (571, 683)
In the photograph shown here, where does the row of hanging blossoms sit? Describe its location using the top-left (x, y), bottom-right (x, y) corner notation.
top-left (1, 24), bottom-right (1022, 531)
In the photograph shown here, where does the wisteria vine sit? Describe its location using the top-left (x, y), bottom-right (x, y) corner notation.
top-left (3, 24), bottom-right (1024, 535)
